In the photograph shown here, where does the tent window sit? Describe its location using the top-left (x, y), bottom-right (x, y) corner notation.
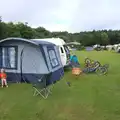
top-left (48, 49), bottom-right (59, 68)
top-left (1, 46), bottom-right (17, 69)
top-left (60, 47), bottom-right (64, 53)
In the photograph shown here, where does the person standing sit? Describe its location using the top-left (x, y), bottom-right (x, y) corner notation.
top-left (0, 68), bottom-right (8, 88)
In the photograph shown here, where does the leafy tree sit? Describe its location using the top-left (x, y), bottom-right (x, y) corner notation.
top-left (0, 17), bottom-right (120, 46)
top-left (101, 32), bottom-right (109, 45)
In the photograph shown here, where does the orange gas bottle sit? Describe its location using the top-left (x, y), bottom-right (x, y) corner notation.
top-left (72, 67), bottom-right (82, 75)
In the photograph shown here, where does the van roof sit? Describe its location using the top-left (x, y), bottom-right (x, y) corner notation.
top-left (32, 38), bottom-right (66, 46)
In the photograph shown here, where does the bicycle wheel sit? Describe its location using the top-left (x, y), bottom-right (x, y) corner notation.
top-left (94, 61), bottom-right (101, 68)
top-left (103, 64), bottom-right (109, 69)
top-left (85, 58), bottom-right (91, 64)
top-left (83, 67), bottom-right (90, 73)
top-left (96, 67), bottom-right (108, 75)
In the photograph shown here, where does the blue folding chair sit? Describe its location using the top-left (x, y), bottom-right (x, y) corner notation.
top-left (70, 55), bottom-right (80, 68)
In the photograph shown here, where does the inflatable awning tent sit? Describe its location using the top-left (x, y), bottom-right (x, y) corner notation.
top-left (0, 37), bottom-right (64, 85)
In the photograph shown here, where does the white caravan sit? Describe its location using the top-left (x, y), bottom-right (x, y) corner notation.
top-left (32, 38), bottom-right (71, 67)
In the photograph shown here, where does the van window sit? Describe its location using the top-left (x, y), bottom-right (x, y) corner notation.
top-left (60, 47), bottom-right (64, 53)
top-left (48, 49), bottom-right (59, 68)
top-left (63, 45), bottom-right (70, 54)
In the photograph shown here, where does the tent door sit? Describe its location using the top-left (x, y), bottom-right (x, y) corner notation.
top-left (20, 47), bottom-right (30, 83)
top-left (20, 46), bottom-right (48, 83)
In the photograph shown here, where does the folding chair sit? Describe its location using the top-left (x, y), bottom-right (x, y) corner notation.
top-left (32, 73), bottom-right (54, 99)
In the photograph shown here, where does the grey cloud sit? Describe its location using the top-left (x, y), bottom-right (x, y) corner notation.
top-left (70, 0), bottom-right (120, 32)
top-left (0, 0), bottom-right (62, 24)
top-left (1, 0), bottom-right (120, 32)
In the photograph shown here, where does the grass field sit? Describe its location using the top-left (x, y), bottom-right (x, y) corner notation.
top-left (0, 51), bottom-right (120, 120)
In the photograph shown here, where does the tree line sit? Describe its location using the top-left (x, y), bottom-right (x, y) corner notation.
top-left (0, 17), bottom-right (120, 46)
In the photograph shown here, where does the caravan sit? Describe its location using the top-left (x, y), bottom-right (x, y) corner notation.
top-left (32, 38), bottom-right (71, 67)
top-left (0, 37), bottom-right (64, 84)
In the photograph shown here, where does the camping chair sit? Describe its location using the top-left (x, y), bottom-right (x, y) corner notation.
top-left (70, 55), bottom-right (80, 68)
top-left (32, 73), bottom-right (54, 99)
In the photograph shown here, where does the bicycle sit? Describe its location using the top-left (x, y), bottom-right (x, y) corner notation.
top-left (95, 64), bottom-right (109, 75)
top-left (85, 57), bottom-right (101, 68)
top-left (84, 58), bottom-right (109, 75)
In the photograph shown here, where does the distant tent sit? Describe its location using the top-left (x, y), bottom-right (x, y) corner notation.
top-left (86, 47), bottom-right (93, 51)
top-left (106, 45), bottom-right (113, 51)
top-left (113, 44), bottom-right (119, 51)
top-left (93, 44), bottom-right (100, 49)
top-left (66, 42), bottom-right (81, 50)
top-left (116, 47), bottom-right (120, 53)
top-left (93, 44), bottom-right (102, 51)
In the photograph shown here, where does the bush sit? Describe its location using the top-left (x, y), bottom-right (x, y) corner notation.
top-left (78, 46), bottom-right (85, 50)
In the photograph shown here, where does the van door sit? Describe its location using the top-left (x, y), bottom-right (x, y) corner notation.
top-left (63, 45), bottom-right (70, 66)
top-left (59, 46), bottom-right (67, 66)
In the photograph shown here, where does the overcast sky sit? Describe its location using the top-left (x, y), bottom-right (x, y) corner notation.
top-left (0, 0), bottom-right (120, 33)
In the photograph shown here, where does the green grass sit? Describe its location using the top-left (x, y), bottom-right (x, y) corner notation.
top-left (1, 51), bottom-right (120, 120)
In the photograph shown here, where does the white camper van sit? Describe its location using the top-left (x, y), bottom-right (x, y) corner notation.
top-left (32, 38), bottom-right (71, 67)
